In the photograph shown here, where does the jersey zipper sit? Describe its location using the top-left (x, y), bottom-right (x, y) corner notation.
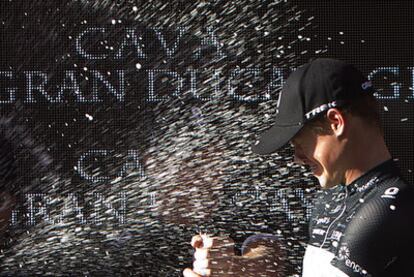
top-left (320, 185), bottom-right (348, 249)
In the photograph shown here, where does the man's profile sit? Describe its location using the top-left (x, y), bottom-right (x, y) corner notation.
top-left (183, 58), bottom-right (414, 276)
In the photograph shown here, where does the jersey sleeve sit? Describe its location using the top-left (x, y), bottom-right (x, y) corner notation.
top-left (330, 180), bottom-right (414, 277)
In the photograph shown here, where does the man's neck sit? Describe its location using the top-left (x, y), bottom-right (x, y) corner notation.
top-left (343, 138), bottom-right (392, 186)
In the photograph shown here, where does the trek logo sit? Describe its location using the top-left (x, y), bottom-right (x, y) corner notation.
top-left (381, 187), bottom-right (399, 199)
top-left (305, 101), bottom-right (338, 120)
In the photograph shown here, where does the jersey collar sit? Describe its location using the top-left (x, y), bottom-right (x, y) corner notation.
top-left (344, 159), bottom-right (400, 194)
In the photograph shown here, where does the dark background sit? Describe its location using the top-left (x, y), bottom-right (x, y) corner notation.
top-left (0, 1), bottom-right (412, 276)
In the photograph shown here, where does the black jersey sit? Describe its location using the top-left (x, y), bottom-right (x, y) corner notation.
top-left (302, 159), bottom-right (414, 277)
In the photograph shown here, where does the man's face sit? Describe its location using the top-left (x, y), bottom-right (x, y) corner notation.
top-left (290, 122), bottom-right (345, 189)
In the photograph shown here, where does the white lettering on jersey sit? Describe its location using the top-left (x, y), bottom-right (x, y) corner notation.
top-left (330, 231), bottom-right (343, 241)
top-left (356, 177), bottom-right (379, 192)
top-left (312, 228), bottom-right (326, 236)
top-left (316, 217), bottom-right (331, 225)
top-left (381, 187), bottom-right (399, 199)
top-left (305, 101), bottom-right (338, 120)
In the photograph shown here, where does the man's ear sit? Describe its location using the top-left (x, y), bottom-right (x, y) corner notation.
top-left (326, 108), bottom-right (346, 137)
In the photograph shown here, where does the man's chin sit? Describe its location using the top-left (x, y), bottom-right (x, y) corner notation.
top-left (316, 175), bottom-right (331, 189)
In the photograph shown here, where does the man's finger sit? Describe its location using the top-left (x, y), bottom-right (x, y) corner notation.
top-left (200, 235), bottom-right (213, 248)
top-left (183, 268), bottom-right (203, 277)
top-left (194, 246), bottom-right (233, 260)
top-left (194, 257), bottom-right (233, 270)
top-left (191, 235), bottom-right (204, 248)
top-left (191, 235), bottom-right (235, 250)
top-left (194, 248), bottom-right (210, 260)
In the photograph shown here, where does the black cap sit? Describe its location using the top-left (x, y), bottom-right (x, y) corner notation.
top-left (251, 58), bottom-right (375, 155)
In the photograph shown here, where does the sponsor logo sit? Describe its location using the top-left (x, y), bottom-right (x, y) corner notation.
top-left (333, 192), bottom-right (346, 202)
top-left (346, 211), bottom-right (356, 222)
top-left (339, 245), bottom-right (369, 276)
top-left (329, 205), bottom-right (343, 214)
top-left (330, 231), bottom-right (343, 241)
top-left (338, 245), bottom-right (350, 260)
top-left (338, 245), bottom-right (368, 276)
top-left (305, 101), bottom-right (338, 120)
top-left (337, 223), bottom-right (347, 229)
top-left (316, 217), bottom-right (331, 225)
top-left (312, 228), bottom-right (326, 236)
top-left (381, 187), bottom-right (399, 199)
top-left (345, 258), bottom-right (369, 276)
top-left (356, 177), bottom-right (379, 192)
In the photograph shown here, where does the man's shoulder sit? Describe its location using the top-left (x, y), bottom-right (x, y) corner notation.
top-left (333, 176), bottom-right (414, 277)
top-left (367, 174), bottom-right (414, 204)
top-left (349, 174), bottom-right (414, 232)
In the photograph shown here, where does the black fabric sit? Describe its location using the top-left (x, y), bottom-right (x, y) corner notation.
top-left (307, 159), bottom-right (414, 277)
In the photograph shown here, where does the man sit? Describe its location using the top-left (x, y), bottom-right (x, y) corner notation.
top-left (184, 58), bottom-right (414, 276)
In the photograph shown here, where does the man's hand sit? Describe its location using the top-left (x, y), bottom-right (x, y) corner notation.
top-left (183, 234), bottom-right (235, 277)
top-left (183, 233), bottom-right (285, 276)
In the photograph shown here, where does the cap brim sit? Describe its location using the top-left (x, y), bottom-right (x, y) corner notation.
top-left (251, 124), bottom-right (303, 155)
